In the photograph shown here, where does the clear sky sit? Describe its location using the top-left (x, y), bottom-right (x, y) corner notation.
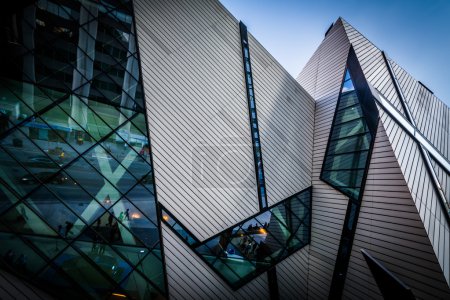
top-left (220, 0), bottom-right (450, 106)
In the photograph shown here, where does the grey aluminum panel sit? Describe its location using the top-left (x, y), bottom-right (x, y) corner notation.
top-left (343, 122), bottom-right (450, 299)
top-left (379, 109), bottom-right (450, 287)
top-left (276, 246), bottom-right (310, 299)
top-left (161, 224), bottom-right (269, 299)
top-left (133, 0), bottom-right (259, 240)
top-left (430, 156), bottom-right (450, 210)
top-left (248, 34), bottom-right (315, 206)
top-left (341, 19), bottom-right (406, 118)
top-left (389, 59), bottom-right (450, 162)
top-left (297, 18), bottom-right (351, 299)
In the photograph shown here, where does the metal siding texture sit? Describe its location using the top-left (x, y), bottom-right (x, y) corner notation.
top-left (342, 122), bottom-right (450, 300)
top-left (389, 59), bottom-right (450, 162)
top-left (276, 245), bottom-right (310, 299)
top-left (248, 34), bottom-right (315, 206)
top-left (133, 0), bottom-right (260, 241)
top-left (341, 19), bottom-right (407, 117)
top-left (378, 109), bottom-right (450, 287)
top-left (297, 19), bottom-right (351, 299)
top-left (161, 224), bottom-right (270, 299)
top-left (430, 157), bottom-right (450, 211)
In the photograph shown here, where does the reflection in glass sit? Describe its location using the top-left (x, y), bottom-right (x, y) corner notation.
top-left (0, 0), bottom-right (166, 298)
top-left (162, 188), bottom-right (311, 289)
top-left (321, 68), bottom-right (374, 199)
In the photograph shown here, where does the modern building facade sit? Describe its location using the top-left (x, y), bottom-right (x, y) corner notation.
top-left (0, 1), bottom-right (449, 299)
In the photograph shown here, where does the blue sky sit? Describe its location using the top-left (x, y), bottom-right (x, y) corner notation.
top-left (220, 0), bottom-right (450, 106)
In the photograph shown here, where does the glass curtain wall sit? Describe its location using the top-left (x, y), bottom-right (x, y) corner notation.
top-left (161, 188), bottom-right (311, 290)
top-left (0, 1), bottom-right (166, 299)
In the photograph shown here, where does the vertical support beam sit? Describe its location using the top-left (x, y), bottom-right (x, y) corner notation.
top-left (118, 22), bottom-right (139, 135)
top-left (69, 2), bottom-right (98, 129)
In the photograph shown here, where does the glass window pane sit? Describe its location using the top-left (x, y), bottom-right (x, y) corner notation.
top-left (324, 151), bottom-right (369, 170)
top-left (328, 134), bottom-right (371, 154)
top-left (120, 270), bottom-right (163, 300)
top-left (136, 251), bottom-right (165, 293)
top-left (342, 79), bottom-right (355, 92)
top-left (53, 246), bottom-right (114, 299)
top-left (0, 232), bottom-right (48, 276)
top-left (73, 240), bottom-right (132, 284)
top-left (338, 91), bottom-right (359, 110)
top-left (1, 203), bottom-right (57, 236)
top-left (109, 199), bottom-right (159, 248)
top-left (334, 104), bottom-right (363, 124)
top-left (24, 186), bottom-right (87, 239)
top-left (331, 118), bottom-right (368, 140)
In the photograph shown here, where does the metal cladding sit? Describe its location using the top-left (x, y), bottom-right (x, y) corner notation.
top-left (0, 1), bottom-right (449, 300)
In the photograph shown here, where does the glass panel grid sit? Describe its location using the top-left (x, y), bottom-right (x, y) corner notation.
top-left (321, 68), bottom-right (374, 200)
top-left (161, 188), bottom-right (311, 289)
top-left (0, 1), bottom-right (166, 298)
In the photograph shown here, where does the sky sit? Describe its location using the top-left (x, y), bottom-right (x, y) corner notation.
top-left (220, 0), bottom-right (450, 106)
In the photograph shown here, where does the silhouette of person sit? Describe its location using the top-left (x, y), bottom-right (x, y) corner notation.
top-left (64, 221), bottom-right (73, 238)
top-left (124, 208), bottom-right (130, 221)
top-left (108, 212), bottom-right (114, 226)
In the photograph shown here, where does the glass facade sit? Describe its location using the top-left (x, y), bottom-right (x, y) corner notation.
top-left (161, 188), bottom-right (311, 290)
top-left (0, 1), bottom-right (166, 299)
top-left (321, 69), bottom-right (373, 200)
top-left (324, 49), bottom-right (379, 299)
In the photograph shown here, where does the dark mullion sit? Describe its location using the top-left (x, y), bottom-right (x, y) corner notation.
top-left (0, 111), bottom-right (141, 205)
top-left (326, 47), bottom-right (379, 299)
top-left (159, 187), bottom-right (312, 290)
top-left (239, 21), bottom-right (268, 210)
top-left (130, 1), bottom-right (169, 296)
top-left (1, 2), bottom-right (164, 298)
top-left (0, 149), bottom-right (159, 295)
top-left (0, 231), bottom-right (95, 300)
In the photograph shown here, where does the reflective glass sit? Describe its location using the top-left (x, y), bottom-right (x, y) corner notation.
top-left (74, 241), bottom-right (133, 284)
top-left (36, 265), bottom-right (90, 300)
top-left (334, 105), bottom-right (363, 124)
top-left (24, 186), bottom-right (87, 239)
top-left (323, 151), bottom-right (369, 170)
top-left (1, 203), bottom-right (57, 236)
top-left (0, 0), bottom-right (166, 297)
top-left (330, 118), bottom-right (368, 140)
top-left (24, 235), bottom-right (68, 260)
top-left (163, 188), bottom-right (311, 289)
top-left (136, 251), bottom-right (165, 293)
top-left (338, 91), bottom-right (359, 110)
top-left (120, 270), bottom-right (160, 300)
top-left (125, 183), bottom-right (157, 225)
top-left (53, 246), bottom-right (115, 299)
top-left (322, 68), bottom-right (374, 200)
top-left (0, 232), bottom-right (48, 276)
top-left (328, 134), bottom-right (371, 155)
top-left (108, 199), bottom-right (160, 248)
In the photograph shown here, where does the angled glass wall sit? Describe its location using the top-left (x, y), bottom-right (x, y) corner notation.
top-left (322, 47), bottom-right (379, 298)
top-left (321, 69), bottom-right (372, 200)
top-left (161, 188), bottom-right (311, 290)
top-left (0, 1), bottom-right (166, 299)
